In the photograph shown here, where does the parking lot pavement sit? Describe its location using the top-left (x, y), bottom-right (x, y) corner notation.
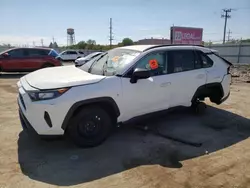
top-left (0, 75), bottom-right (250, 188)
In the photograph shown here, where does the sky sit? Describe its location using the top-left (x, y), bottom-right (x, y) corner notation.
top-left (1, 0), bottom-right (250, 46)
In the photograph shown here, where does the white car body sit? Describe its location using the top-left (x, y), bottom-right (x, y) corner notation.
top-left (58, 50), bottom-right (85, 61)
top-left (75, 52), bottom-right (103, 67)
top-left (17, 45), bottom-right (232, 146)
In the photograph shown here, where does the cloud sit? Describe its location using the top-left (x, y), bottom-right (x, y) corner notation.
top-left (0, 35), bottom-right (66, 46)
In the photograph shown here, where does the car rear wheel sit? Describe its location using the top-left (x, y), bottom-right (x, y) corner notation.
top-left (67, 106), bottom-right (113, 147)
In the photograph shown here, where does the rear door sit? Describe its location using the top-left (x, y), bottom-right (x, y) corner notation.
top-left (165, 49), bottom-right (207, 107)
top-left (68, 50), bottom-right (78, 60)
top-left (23, 49), bottom-right (49, 69)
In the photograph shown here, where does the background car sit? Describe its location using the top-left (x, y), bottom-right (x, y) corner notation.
top-left (0, 47), bottom-right (61, 73)
top-left (56, 50), bottom-right (85, 61)
top-left (75, 52), bottom-right (103, 67)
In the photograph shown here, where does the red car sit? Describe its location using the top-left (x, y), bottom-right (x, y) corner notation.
top-left (0, 47), bottom-right (62, 73)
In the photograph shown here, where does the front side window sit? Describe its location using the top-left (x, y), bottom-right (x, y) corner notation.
top-left (134, 51), bottom-right (167, 76)
top-left (168, 50), bottom-right (196, 73)
top-left (8, 49), bottom-right (24, 58)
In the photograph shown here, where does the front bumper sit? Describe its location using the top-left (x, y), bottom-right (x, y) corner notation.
top-left (17, 78), bottom-right (68, 136)
top-left (19, 107), bottom-right (38, 136)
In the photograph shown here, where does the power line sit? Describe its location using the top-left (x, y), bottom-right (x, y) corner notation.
top-left (221, 9), bottom-right (233, 44)
top-left (109, 18), bottom-right (114, 49)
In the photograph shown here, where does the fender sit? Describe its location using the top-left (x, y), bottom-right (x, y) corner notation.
top-left (191, 83), bottom-right (224, 103)
top-left (61, 97), bottom-right (120, 130)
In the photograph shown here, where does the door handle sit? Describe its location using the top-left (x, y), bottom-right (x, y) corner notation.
top-left (160, 82), bottom-right (171, 87)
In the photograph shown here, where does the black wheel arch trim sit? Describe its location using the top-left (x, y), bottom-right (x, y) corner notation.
top-left (61, 97), bottom-right (120, 130)
top-left (191, 82), bottom-right (224, 103)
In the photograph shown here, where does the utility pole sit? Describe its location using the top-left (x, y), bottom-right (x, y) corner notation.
top-left (52, 36), bottom-right (55, 43)
top-left (109, 18), bottom-right (114, 49)
top-left (221, 9), bottom-right (232, 44)
top-left (41, 39), bottom-right (44, 47)
top-left (227, 29), bottom-right (232, 42)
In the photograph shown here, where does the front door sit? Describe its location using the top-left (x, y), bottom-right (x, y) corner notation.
top-left (120, 51), bottom-right (171, 121)
top-left (1, 49), bottom-right (27, 71)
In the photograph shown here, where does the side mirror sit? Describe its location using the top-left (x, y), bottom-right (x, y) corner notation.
top-left (2, 53), bottom-right (9, 58)
top-left (130, 68), bottom-right (150, 83)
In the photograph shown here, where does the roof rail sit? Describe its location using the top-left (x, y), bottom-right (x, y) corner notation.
top-left (144, 44), bottom-right (205, 51)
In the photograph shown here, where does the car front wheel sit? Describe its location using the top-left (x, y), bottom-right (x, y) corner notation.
top-left (67, 106), bottom-right (113, 147)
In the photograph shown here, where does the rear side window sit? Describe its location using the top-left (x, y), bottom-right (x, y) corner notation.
top-left (68, 51), bottom-right (77, 55)
top-left (78, 51), bottom-right (84, 54)
top-left (168, 50), bottom-right (196, 73)
top-left (196, 51), bottom-right (214, 68)
top-left (28, 49), bottom-right (49, 56)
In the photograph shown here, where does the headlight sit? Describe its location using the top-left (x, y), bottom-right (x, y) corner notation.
top-left (28, 88), bottom-right (69, 101)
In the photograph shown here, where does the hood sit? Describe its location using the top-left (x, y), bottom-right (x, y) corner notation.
top-left (25, 65), bottom-right (105, 89)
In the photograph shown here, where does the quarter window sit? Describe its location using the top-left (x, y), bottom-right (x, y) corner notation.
top-left (197, 51), bottom-right (214, 68)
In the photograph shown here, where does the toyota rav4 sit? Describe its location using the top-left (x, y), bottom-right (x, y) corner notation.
top-left (17, 45), bottom-right (232, 147)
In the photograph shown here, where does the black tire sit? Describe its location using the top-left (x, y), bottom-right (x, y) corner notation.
top-left (57, 57), bottom-right (63, 61)
top-left (67, 106), bottom-right (113, 148)
top-left (192, 102), bottom-right (207, 115)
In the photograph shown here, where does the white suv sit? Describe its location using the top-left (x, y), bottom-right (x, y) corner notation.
top-left (17, 45), bottom-right (232, 147)
top-left (57, 50), bottom-right (85, 61)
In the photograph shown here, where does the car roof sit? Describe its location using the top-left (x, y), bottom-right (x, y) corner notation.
top-left (6, 47), bottom-right (52, 51)
top-left (116, 45), bottom-right (214, 53)
top-left (117, 45), bottom-right (157, 52)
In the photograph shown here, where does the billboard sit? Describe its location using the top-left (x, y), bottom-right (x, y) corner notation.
top-left (170, 26), bottom-right (203, 45)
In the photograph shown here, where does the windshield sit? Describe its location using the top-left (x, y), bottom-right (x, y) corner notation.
top-left (88, 48), bottom-right (141, 76)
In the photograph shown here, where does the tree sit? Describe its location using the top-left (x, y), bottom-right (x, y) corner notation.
top-left (122, 38), bottom-right (133, 46)
top-left (77, 41), bottom-right (87, 49)
top-left (49, 42), bottom-right (53, 48)
top-left (53, 42), bottom-right (58, 48)
top-left (241, 39), bottom-right (250, 43)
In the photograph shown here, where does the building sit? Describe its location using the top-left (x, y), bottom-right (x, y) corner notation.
top-left (135, 38), bottom-right (171, 45)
